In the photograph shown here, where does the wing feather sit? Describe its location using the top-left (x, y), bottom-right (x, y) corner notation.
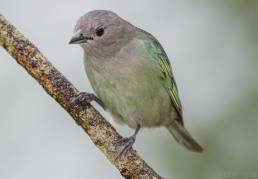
top-left (139, 31), bottom-right (183, 121)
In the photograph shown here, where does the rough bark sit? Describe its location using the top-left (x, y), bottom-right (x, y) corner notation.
top-left (0, 15), bottom-right (163, 179)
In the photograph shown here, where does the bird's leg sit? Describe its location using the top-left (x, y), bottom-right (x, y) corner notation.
top-left (71, 92), bottom-right (105, 110)
top-left (115, 123), bottom-right (141, 160)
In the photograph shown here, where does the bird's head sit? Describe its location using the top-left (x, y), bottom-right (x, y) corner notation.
top-left (69, 10), bottom-right (134, 57)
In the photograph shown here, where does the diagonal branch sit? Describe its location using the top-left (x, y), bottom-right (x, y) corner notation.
top-left (0, 15), bottom-right (162, 179)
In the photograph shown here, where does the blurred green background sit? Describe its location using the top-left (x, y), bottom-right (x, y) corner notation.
top-left (1, 0), bottom-right (257, 179)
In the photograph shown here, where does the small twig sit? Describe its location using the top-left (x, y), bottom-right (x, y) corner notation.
top-left (0, 15), bottom-right (163, 179)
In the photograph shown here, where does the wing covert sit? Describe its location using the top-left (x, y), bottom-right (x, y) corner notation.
top-left (140, 32), bottom-right (183, 119)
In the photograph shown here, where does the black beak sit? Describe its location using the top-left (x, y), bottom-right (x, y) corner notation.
top-left (69, 35), bottom-right (93, 44)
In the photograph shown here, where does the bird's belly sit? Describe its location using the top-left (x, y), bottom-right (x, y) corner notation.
top-left (89, 69), bottom-right (174, 129)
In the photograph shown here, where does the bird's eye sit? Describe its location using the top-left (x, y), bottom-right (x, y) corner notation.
top-left (96, 27), bottom-right (104, 37)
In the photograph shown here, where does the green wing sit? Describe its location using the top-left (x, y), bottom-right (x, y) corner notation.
top-left (140, 32), bottom-right (183, 119)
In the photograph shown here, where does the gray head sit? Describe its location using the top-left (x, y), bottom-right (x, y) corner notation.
top-left (69, 10), bottom-right (135, 57)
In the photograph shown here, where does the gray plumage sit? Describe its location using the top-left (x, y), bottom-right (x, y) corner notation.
top-left (70, 10), bottom-right (203, 153)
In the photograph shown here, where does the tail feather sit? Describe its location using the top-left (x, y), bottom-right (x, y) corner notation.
top-left (166, 121), bottom-right (203, 152)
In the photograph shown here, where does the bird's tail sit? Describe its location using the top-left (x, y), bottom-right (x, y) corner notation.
top-left (166, 120), bottom-right (203, 152)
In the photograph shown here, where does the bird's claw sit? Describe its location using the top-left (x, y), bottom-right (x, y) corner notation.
top-left (114, 136), bottom-right (136, 161)
top-left (71, 92), bottom-right (105, 109)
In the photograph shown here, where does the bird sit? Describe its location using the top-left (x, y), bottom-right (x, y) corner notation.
top-left (69, 10), bottom-right (203, 158)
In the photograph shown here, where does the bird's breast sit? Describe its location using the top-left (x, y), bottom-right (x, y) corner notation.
top-left (83, 40), bottom-right (173, 128)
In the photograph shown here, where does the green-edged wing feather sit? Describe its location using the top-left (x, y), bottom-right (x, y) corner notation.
top-left (139, 32), bottom-right (183, 120)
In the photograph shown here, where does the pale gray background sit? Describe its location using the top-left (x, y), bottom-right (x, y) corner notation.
top-left (1, 0), bottom-right (258, 179)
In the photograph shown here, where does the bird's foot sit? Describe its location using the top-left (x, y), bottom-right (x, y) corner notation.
top-left (114, 124), bottom-right (141, 160)
top-left (71, 92), bottom-right (105, 109)
top-left (114, 136), bottom-right (136, 160)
